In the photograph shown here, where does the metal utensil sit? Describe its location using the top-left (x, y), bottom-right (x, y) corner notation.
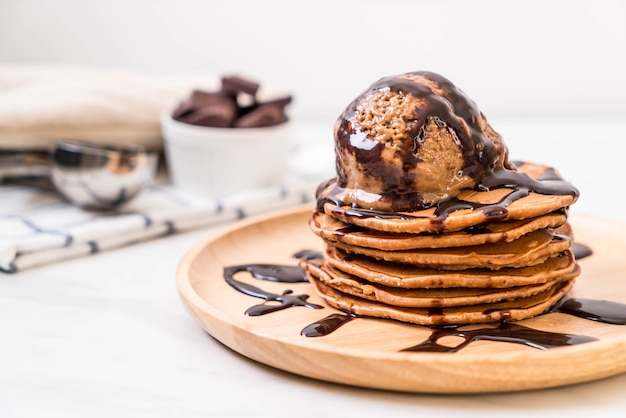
top-left (50, 140), bottom-right (158, 210)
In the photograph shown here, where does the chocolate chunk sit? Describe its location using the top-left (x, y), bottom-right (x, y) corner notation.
top-left (221, 76), bottom-right (260, 97)
top-left (234, 104), bottom-right (286, 128)
top-left (173, 91), bottom-right (239, 127)
top-left (260, 95), bottom-right (293, 109)
top-left (177, 101), bottom-right (237, 127)
top-left (172, 90), bottom-right (227, 119)
top-left (172, 100), bottom-right (196, 120)
top-left (188, 90), bottom-right (228, 108)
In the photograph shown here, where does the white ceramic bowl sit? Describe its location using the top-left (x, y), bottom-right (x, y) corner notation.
top-left (160, 111), bottom-right (292, 200)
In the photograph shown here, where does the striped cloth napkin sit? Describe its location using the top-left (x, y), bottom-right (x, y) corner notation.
top-left (0, 177), bottom-right (318, 274)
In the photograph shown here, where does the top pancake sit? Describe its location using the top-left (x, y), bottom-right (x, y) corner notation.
top-left (309, 210), bottom-right (567, 250)
top-left (318, 161), bottom-right (577, 234)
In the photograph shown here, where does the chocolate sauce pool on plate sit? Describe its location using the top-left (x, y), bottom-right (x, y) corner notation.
top-left (572, 242), bottom-right (593, 260)
top-left (222, 244), bottom-right (624, 352)
top-left (224, 264), bottom-right (322, 316)
top-left (402, 322), bottom-right (597, 353)
top-left (300, 313), bottom-right (357, 337)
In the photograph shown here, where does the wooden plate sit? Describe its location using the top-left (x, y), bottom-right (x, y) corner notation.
top-left (176, 205), bottom-right (626, 393)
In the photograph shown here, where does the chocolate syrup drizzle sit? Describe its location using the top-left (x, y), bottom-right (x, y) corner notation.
top-left (323, 71), bottom-right (579, 223)
top-left (402, 322), bottom-right (597, 352)
top-left (223, 244), bottom-right (626, 352)
top-left (223, 264), bottom-right (322, 316)
top-left (300, 313), bottom-right (356, 337)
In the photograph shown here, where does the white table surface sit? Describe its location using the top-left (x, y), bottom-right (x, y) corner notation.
top-left (2, 118), bottom-right (626, 418)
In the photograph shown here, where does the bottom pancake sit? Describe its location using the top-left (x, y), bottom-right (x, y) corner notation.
top-left (306, 273), bottom-right (575, 326)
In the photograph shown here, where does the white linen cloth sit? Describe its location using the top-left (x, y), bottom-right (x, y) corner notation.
top-left (0, 177), bottom-right (317, 274)
top-left (0, 64), bottom-right (219, 150)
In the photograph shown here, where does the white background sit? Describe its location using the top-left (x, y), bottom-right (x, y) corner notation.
top-left (1, 0), bottom-right (625, 126)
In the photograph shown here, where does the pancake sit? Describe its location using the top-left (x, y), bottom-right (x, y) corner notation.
top-left (326, 227), bottom-right (572, 270)
top-left (309, 210), bottom-right (568, 250)
top-left (300, 258), bottom-right (580, 308)
top-left (324, 247), bottom-right (579, 289)
top-left (307, 273), bottom-right (576, 326)
top-left (320, 162), bottom-right (576, 234)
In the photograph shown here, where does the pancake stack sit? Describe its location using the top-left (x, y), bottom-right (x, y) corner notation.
top-left (300, 71), bottom-right (580, 326)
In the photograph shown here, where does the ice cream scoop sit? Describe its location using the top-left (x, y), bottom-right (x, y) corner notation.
top-left (326, 71), bottom-right (515, 211)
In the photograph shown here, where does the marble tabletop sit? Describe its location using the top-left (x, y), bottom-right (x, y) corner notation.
top-left (2, 119), bottom-right (626, 418)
